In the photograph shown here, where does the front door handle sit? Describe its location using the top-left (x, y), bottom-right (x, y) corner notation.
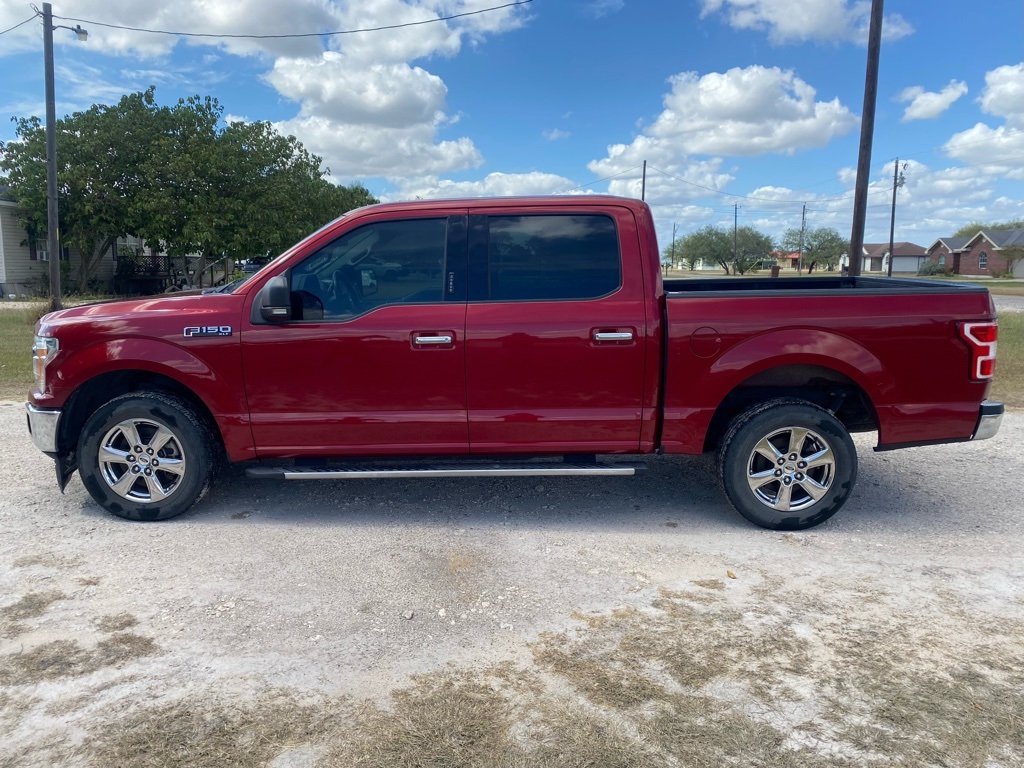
top-left (592, 331), bottom-right (634, 343)
top-left (413, 334), bottom-right (454, 346)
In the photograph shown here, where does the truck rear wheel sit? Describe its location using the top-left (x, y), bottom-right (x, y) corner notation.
top-left (77, 392), bottom-right (216, 521)
top-left (718, 398), bottom-right (857, 530)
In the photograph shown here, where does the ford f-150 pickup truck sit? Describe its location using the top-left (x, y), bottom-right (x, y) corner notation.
top-left (26, 196), bottom-right (1003, 529)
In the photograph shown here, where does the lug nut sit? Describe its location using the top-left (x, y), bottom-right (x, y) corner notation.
top-left (127, 455), bottom-right (135, 462)
top-left (131, 466), bottom-right (140, 474)
top-left (778, 458), bottom-right (786, 465)
top-left (134, 446), bottom-right (143, 452)
top-left (796, 473), bottom-right (804, 481)
top-left (789, 453), bottom-right (798, 461)
top-left (783, 477), bottom-right (792, 485)
top-left (144, 468), bottom-right (152, 476)
top-left (797, 461), bottom-right (807, 469)
top-left (151, 460), bottom-right (159, 467)
top-left (774, 469), bottom-right (783, 477)
top-left (146, 448), bottom-right (154, 455)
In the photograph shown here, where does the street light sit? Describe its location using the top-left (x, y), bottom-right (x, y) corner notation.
top-left (40, 3), bottom-right (88, 312)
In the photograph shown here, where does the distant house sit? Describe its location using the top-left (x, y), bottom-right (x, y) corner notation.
top-left (0, 185), bottom-right (115, 297)
top-left (861, 242), bottom-right (928, 273)
top-left (927, 228), bottom-right (1024, 276)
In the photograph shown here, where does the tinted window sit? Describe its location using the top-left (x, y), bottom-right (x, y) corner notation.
top-left (289, 218), bottom-right (447, 320)
top-left (485, 214), bottom-right (620, 301)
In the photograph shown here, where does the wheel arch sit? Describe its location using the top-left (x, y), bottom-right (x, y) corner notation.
top-left (58, 369), bottom-right (225, 463)
top-left (702, 362), bottom-right (879, 452)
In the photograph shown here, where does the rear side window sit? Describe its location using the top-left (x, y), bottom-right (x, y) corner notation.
top-left (485, 214), bottom-right (620, 301)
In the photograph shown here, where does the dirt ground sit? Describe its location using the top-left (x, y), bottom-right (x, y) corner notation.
top-left (1, 402), bottom-right (1022, 767)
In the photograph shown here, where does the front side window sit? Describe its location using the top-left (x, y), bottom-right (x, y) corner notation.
top-left (289, 218), bottom-right (448, 320)
top-left (979, 251), bottom-right (988, 269)
top-left (485, 214), bottom-right (620, 301)
top-left (939, 254), bottom-right (946, 266)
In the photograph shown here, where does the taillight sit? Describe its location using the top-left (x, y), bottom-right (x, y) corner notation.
top-left (958, 322), bottom-right (997, 380)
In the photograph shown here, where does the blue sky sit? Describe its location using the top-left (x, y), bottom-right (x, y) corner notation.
top-left (1, 0), bottom-right (1022, 250)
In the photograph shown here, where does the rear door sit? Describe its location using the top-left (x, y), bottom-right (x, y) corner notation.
top-left (465, 206), bottom-right (648, 453)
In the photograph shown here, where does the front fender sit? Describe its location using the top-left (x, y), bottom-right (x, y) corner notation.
top-left (40, 337), bottom-right (254, 462)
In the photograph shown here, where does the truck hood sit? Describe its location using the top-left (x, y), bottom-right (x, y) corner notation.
top-left (37, 294), bottom-right (207, 332)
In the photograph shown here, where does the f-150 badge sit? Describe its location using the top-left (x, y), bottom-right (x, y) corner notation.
top-left (183, 325), bottom-right (232, 337)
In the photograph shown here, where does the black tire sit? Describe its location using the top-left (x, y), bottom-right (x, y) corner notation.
top-left (718, 398), bottom-right (857, 530)
top-left (77, 392), bottom-right (216, 521)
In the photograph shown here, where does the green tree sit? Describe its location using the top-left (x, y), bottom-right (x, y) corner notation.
top-left (732, 226), bottom-right (774, 275)
top-left (0, 88), bottom-right (377, 291)
top-left (678, 226), bottom-right (733, 274)
top-left (1, 90), bottom-right (160, 289)
top-left (781, 226), bottom-right (848, 271)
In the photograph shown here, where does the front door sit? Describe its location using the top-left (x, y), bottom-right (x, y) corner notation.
top-left (241, 214), bottom-right (469, 457)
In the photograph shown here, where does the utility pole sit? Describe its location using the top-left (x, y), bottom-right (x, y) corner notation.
top-left (670, 223), bottom-right (678, 271)
top-left (798, 204), bottom-right (806, 275)
top-left (848, 0), bottom-right (885, 277)
top-left (733, 203), bottom-right (738, 266)
top-left (886, 157), bottom-right (906, 277)
top-left (40, 4), bottom-right (88, 312)
top-left (641, 160), bottom-right (647, 202)
top-left (42, 3), bottom-right (61, 312)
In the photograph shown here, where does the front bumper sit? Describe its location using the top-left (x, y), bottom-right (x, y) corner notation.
top-left (26, 403), bottom-right (61, 454)
top-left (973, 400), bottom-right (1003, 441)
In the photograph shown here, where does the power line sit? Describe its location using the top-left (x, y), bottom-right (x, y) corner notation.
top-left (561, 164), bottom-right (644, 194)
top-left (0, 15), bottom-right (36, 35)
top-left (53, 0), bottom-right (532, 39)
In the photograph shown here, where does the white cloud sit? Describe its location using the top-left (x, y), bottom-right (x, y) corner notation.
top-left (587, 0), bottom-right (625, 18)
top-left (898, 80), bottom-right (967, 121)
top-left (943, 62), bottom-right (1024, 178)
top-left (384, 171), bottom-right (576, 200)
top-left (699, 0), bottom-right (913, 44)
top-left (977, 62), bottom-right (1024, 121)
top-left (589, 66), bottom-right (856, 188)
top-left (543, 128), bottom-right (570, 140)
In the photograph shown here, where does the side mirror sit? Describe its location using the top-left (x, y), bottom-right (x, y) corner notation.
top-left (358, 267), bottom-right (378, 296)
top-left (259, 275), bottom-right (292, 322)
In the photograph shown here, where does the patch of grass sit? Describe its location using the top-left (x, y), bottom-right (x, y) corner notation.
top-left (88, 690), bottom-right (347, 768)
top-left (0, 590), bottom-right (66, 621)
top-left (96, 612), bottom-right (138, 633)
top-left (0, 633), bottom-right (158, 685)
top-left (0, 307), bottom-right (37, 401)
top-left (992, 311), bottom-right (1024, 409)
top-left (333, 676), bottom-right (512, 767)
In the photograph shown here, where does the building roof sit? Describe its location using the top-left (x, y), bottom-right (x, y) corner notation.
top-left (926, 236), bottom-right (970, 252)
top-left (862, 242), bottom-right (926, 257)
top-left (965, 227), bottom-right (1024, 249)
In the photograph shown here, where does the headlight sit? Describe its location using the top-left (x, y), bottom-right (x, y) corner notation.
top-left (32, 335), bottom-right (59, 393)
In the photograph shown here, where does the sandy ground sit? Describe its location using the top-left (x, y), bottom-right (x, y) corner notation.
top-left (1, 403), bottom-right (1022, 766)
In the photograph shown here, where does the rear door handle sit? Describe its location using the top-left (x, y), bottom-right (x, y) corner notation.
top-left (413, 334), bottom-right (454, 346)
top-left (592, 331), bottom-right (634, 343)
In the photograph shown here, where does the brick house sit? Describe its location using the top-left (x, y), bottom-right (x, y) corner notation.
top-left (926, 228), bottom-right (1024, 276)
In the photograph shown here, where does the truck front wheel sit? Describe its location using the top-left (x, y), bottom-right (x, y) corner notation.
top-left (718, 398), bottom-right (857, 530)
top-left (77, 392), bottom-right (216, 521)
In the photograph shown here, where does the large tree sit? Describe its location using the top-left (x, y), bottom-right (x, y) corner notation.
top-left (782, 226), bottom-right (848, 271)
top-left (0, 88), bottom-right (377, 291)
top-left (732, 226), bottom-right (774, 275)
top-left (677, 226), bottom-right (734, 274)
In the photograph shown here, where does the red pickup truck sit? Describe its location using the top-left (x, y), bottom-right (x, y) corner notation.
top-left (26, 196), bottom-right (1003, 529)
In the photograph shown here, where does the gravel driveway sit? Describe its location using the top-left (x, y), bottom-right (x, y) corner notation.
top-left (1, 402), bottom-right (1022, 766)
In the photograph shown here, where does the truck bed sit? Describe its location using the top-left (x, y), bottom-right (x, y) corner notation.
top-left (663, 275), bottom-right (993, 296)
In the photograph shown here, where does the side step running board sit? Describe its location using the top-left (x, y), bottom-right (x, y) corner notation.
top-left (246, 461), bottom-right (647, 481)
